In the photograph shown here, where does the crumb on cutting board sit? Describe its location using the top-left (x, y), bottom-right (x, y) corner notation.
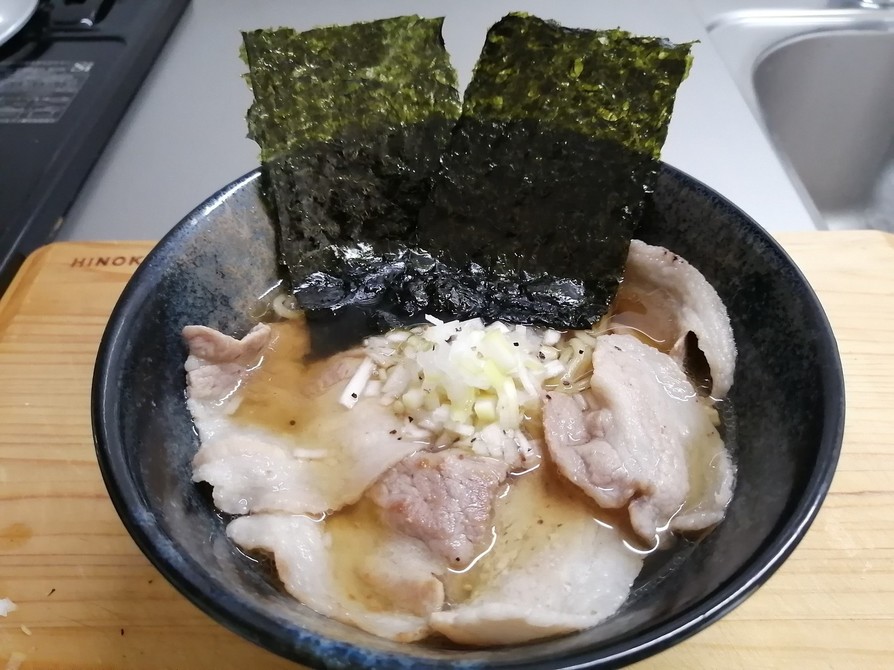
top-left (6, 651), bottom-right (26, 670)
top-left (0, 598), bottom-right (17, 617)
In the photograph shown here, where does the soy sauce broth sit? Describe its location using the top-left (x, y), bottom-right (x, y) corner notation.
top-left (225, 288), bottom-right (736, 638)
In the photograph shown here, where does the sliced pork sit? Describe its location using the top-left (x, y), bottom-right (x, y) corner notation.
top-left (429, 472), bottom-right (642, 645)
top-left (543, 334), bottom-right (734, 541)
top-left (613, 239), bottom-right (736, 398)
top-left (183, 324), bottom-right (272, 414)
top-left (369, 450), bottom-right (509, 566)
top-left (357, 534), bottom-right (445, 617)
top-left (185, 325), bottom-right (421, 515)
top-left (226, 514), bottom-right (440, 642)
top-left (671, 431), bottom-right (736, 532)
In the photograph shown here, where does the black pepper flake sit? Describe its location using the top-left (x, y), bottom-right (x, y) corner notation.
top-left (47, 588), bottom-right (55, 597)
top-left (389, 429), bottom-right (397, 435)
top-left (537, 519), bottom-right (544, 525)
top-left (397, 437), bottom-right (403, 440)
top-left (545, 394), bottom-right (552, 400)
top-left (408, 416), bottom-right (414, 422)
top-left (351, 392), bottom-right (358, 399)
top-left (513, 342), bottom-right (519, 346)
top-left (538, 352), bottom-right (545, 359)
top-left (289, 419), bottom-right (296, 426)
top-left (120, 628), bottom-right (125, 636)
top-left (614, 346), bottom-right (621, 351)
top-left (455, 557), bottom-right (461, 562)
top-left (562, 380), bottom-right (571, 386)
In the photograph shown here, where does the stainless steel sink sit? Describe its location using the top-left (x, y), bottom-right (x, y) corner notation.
top-left (707, 8), bottom-right (894, 231)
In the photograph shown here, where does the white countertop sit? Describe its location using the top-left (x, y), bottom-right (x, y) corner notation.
top-left (57, 0), bottom-right (818, 242)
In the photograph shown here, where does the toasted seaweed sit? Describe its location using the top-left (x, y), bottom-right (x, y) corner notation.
top-left (414, 14), bottom-right (694, 327)
top-left (244, 14), bottom-right (693, 330)
top-left (459, 14), bottom-right (693, 160)
top-left (241, 17), bottom-right (461, 283)
top-left (241, 17), bottom-right (460, 160)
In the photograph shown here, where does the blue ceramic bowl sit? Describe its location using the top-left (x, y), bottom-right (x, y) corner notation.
top-left (92, 164), bottom-right (844, 669)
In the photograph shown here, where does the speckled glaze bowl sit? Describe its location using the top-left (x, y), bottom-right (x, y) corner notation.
top-left (92, 164), bottom-right (844, 669)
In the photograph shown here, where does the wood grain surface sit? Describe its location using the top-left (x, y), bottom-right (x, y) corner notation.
top-left (0, 233), bottom-right (891, 669)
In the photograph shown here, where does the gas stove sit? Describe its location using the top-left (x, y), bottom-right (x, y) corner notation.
top-left (0, 0), bottom-right (190, 289)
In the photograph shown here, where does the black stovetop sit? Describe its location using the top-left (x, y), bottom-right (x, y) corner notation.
top-left (0, 0), bottom-right (190, 289)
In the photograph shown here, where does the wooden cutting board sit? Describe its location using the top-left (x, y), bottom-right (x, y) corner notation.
top-left (0, 233), bottom-right (892, 669)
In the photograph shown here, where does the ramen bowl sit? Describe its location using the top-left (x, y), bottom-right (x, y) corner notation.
top-left (92, 164), bottom-right (844, 669)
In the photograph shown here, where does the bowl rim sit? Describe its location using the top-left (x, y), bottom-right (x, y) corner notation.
top-left (92, 164), bottom-right (845, 669)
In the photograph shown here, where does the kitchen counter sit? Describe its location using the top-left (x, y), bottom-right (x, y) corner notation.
top-left (57, 0), bottom-right (817, 243)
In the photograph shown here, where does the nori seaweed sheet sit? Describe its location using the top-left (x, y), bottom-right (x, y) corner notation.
top-left (241, 17), bottom-right (461, 283)
top-left (242, 17), bottom-right (460, 160)
top-left (459, 15), bottom-right (693, 159)
top-left (413, 14), bottom-right (694, 327)
top-left (244, 14), bottom-right (693, 330)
